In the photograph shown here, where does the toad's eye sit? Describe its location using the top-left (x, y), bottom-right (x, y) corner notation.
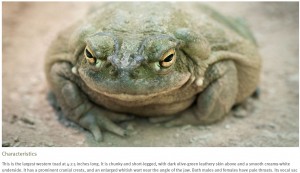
top-left (84, 47), bottom-right (96, 64)
top-left (159, 48), bottom-right (176, 68)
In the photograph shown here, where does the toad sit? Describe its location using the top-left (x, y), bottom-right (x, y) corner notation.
top-left (45, 3), bottom-right (261, 141)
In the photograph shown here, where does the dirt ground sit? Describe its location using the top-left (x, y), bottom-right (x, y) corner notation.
top-left (2, 2), bottom-right (299, 147)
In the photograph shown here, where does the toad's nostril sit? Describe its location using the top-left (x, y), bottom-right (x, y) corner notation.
top-left (128, 55), bottom-right (145, 69)
top-left (107, 53), bottom-right (145, 75)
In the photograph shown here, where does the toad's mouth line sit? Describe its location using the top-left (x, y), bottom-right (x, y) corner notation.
top-left (84, 74), bottom-right (192, 102)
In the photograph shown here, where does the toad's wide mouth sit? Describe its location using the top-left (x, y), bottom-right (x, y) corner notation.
top-left (80, 72), bottom-right (191, 102)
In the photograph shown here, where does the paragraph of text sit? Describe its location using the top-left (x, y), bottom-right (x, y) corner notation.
top-left (2, 161), bottom-right (298, 173)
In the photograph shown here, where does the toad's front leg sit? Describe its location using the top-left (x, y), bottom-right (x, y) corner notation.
top-left (164, 61), bottom-right (239, 126)
top-left (49, 62), bottom-right (130, 141)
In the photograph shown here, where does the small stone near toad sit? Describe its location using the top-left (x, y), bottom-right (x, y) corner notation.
top-left (20, 117), bottom-right (35, 125)
top-left (10, 114), bottom-right (18, 124)
top-left (233, 107), bottom-right (248, 118)
top-left (2, 141), bottom-right (11, 147)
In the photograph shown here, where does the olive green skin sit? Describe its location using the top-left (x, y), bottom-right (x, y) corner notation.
top-left (45, 3), bottom-right (261, 141)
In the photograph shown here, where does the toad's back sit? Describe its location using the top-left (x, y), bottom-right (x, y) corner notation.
top-left (84, 3), bottom-right (255, 43)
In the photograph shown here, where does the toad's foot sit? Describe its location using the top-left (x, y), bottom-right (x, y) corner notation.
top-left (78, 107), bottom-right (131, 142)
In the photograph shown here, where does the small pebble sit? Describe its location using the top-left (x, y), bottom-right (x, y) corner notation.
top-left (14, 136), bottom-right (19, 142)
top-left (13, 142), bottom-right (21, 147)
top-left (189, 138), bottom-right (196, 143)
top-left (225, 124), bottom-right (231, 129)
top-left (10, 114), bottom-right (18, 124)
top-left (2, 141), bottom-right (11, 147)
top-left (233, 108), bottom-right (248, 118)
top-left (20, 117), bottom-right (35, 125)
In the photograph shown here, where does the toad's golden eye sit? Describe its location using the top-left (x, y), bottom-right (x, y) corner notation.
top-left (159, 48), bottom-right (176, 68)
top-left (84, 47), bottom-right (96, 64)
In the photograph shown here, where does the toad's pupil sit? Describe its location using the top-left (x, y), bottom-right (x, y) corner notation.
top-left (85, 49), bottom-right (93, 58)
top-left (164, 54), bottom-right (174, 62)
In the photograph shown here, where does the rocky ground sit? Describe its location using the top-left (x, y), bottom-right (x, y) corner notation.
top-left (2, 2), bottom-right (299, 147)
